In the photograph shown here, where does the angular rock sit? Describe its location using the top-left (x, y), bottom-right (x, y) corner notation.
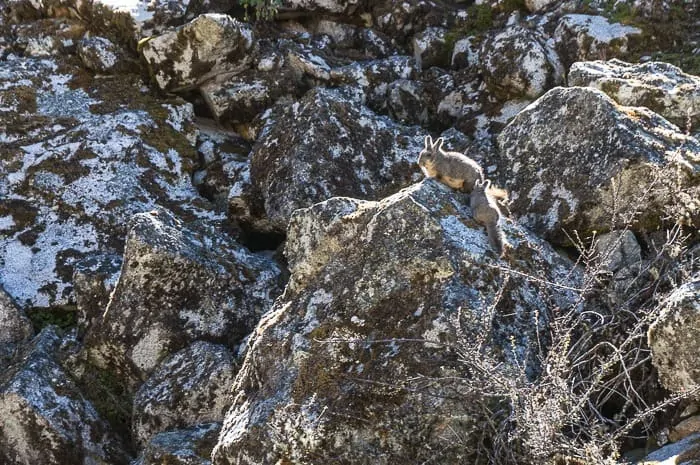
top-left (648, 276), bottom-right (700, 392)
top-left (569, 59), bottom-right (700, 129)
top-left (451, 36), bottom-right (479, 71)
top-left (84, 208), bottom-right (282, 385)
top-left (212, 180), bottom-right (580, 464)
top-left (73, 253), bottom-right (122, 336)
top-left (594, 230), bottom-right (641, 273)
top-left (0, 327), bottom-right (130, 465)
top-left (200, 67), bottom-right (298, 125)
top-left (140, 14), bottom-right (255, 92)
top-left (0, 56), bottom-right (210, 308)
top-left (77, 36), bottom-right (125, 74)
top-left (248, 87), bottom-right (425, 231)
top-left (280, 0), bottom-right (363, 14)
top-left (386, 79), bottom-right (428, 125)
top-left (480, 26), bottom-right (563, 100)
top-left (133, 423), bottom-right (221, 465)
top-left (133, 341), bottom-right (237, 445)
top-left (554, 14), bottom-right (641, 68)
top-left (0, 287), bottom-right (33, 345)
top-left (412, 26), bottom-right (448, 69)
top-left (329, 55), bottom-right (415, 111)
top-left (524, 0), bottom-right (560, 12)
top-left (496, 86), bottom-right (700, 244)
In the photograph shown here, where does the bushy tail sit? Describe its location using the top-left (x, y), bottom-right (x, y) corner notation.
top-left (486, 222), bottom-right (511, 257)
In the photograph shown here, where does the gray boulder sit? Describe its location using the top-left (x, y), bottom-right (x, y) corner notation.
top-left (247, 87), bottom-right (425, 231)
top-left (132, 341), bottom-right (237, 445)
top-left (480, 26), bottom-right (564, 101)
top-left (554, 14), bottom-right (641, 68)
top-left (411, 26), bottom-right (448, 69)
top-left (569, 59), bottom-right (700, 130)
top-left (73, 253), bottom-right (122, 337)
top-left (648, 276), bottom-right (700, 392)
top-left (497, 86), bottom-right (700, 244)
top-left (212, 180), bottom-right (580, 464)
top-left (140, 14), bottom-right (255, 92)
top-left (0, 327), bottom-right (131, 465)
top-left (83, 208), bottom-right (283, 385)
top-left (77, 36), bottom-right (128, 74)
top-left (133, 423), bottom-right (221, 465)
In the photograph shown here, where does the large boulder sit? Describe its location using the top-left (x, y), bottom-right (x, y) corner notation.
top-left (0, 327), bottom-right (131, 465)
top-left (83, 208), bottom-right (283, 386)
top-left (247, 87), bottom-right (425, 231)
top-left (140, 14), bottom-right (255, 92)
top-left (554, 14), bottom-right (641, 69)
top-left (212, 180), bottom-right (580, 464)
top-left (648, 276), bottom-right (700, 392)
top-left (0, 56), bottom-right (210, 308)
top-left (480, 26), bottom-right (564, 101)
top-left (496, 86), bottom-right (700, 244)
top-left (569, 59), bottom-right (700, 130)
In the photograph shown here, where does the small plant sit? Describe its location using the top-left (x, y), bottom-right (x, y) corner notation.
top-left (240, 0), bottom-right (282, 21)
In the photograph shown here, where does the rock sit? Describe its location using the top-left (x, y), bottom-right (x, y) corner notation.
top-left (594, 230), bottom-right (642, 273)
top-left (83, 208), bottom-right (282, 385)
top-left (200, 67), bottom-right (299, 125)
top-left (648, 276), bottom-right (700, 392)
top-left (554, 14), bottom-right (641, 69)
top-left (371, 0), bottom-right (445, 42)
top-left (569, 59), bottom-right (700, 130)
top-left (212, 180), bottom-right (581, 464)
top-left (0, 287), bottom-right (33, 346)
top-left (0, 327), bottom-right (131, 465)
top-left (670, 415), bottom-right (700, 443)
top-left (140, 14), bottom-right (255, 92)
top-left (0, 56), bottom-right (211, 308)
top-left (133, 422), bottom-right (221, 465)
top-left (7, 18), bottom-right (82, 57)
top-left (480, 26), bottom-right (564, 100)
top-left (524, 0), bottom-right (560, 13)
top-left (412, 27), bottom-right (448, 69)
top-left (77, 36), bottom-right (126, 73)
top-left (451, 36), bottom-right (480, 71)
top-left (386, 79), bottom-right (428, 125)
top-left (329, 55), bottom-right (415, 111)
top-left (132, 341), bottom-right (237, 445)
top-left (637, 432), bottom-right (700, 464)
top-left (72, 253), bottom-right (122, 337)
top-left (280, 0), bottom-right (363, 14)
top-left (192, 119), bottom-right (252, 211)
top-left (248, 87), bottom-right (425, 231)
top-left (496, 86), bottom-right (700, 244)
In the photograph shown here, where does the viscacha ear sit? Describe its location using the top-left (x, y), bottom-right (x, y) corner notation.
top-left (435, 137), bottom-right (444, 151)
top-left (424, 135), bottom-right (432, 149)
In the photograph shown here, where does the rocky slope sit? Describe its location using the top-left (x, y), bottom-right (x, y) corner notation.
top-left (0, 0), bottom-right (699, 463)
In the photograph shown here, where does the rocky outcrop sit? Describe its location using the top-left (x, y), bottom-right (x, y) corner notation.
top-left (497, 86), bottom-right (700, 244)
top-left (212, 180), bottom-right (580, 464)
top-left (72, 253), bottom-right (122, 337)
top-left (132, 341), bottom-right (237, 445)
top-left (83, 208), bottom-right (282, 385)
top-left (0, 327), bottom-right (131, 465)
top-left (569, 59), bottom-right (700, 129)
top-left (554, 14), bottom-right (641, 68)
top-left (140, 14), bottom-right (255, 92)
top-left (648, 276), bottom-right (700, 392)
top-left (247, 87), bottom-right (425, 231)
top-left (0, 56), bottom-right (210, 308)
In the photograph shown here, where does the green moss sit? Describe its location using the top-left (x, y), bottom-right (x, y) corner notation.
top-left (27, 306), bottom-right (78, 332)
